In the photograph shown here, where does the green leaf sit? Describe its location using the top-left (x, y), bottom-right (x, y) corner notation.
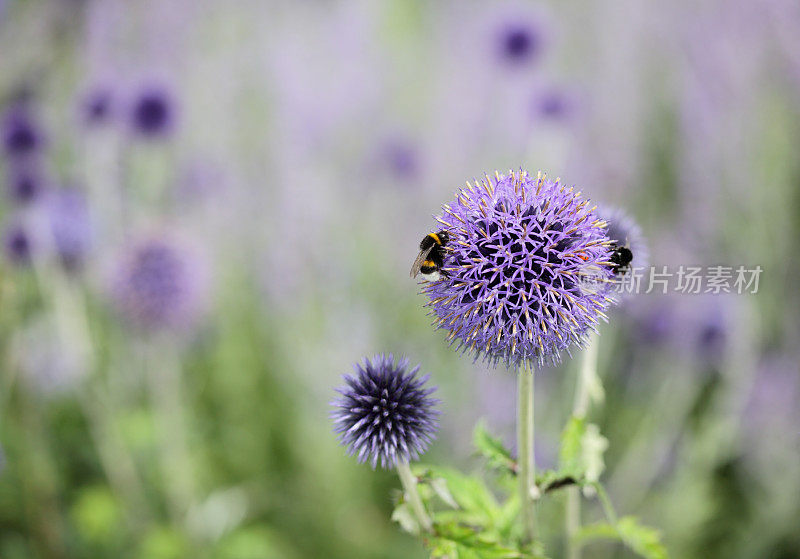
top-left (473, 421), bottom-right (517, 475)
top-left (430, 477), bottom-right (459, 509)
top-left (559, 416), bottom-right (586, 477)
top-left (419, 465), bottom-right (500, 524)
top-left (574, 517), bottom-right (668, 559)
top-left (616, 517), bottom-right (668, 559)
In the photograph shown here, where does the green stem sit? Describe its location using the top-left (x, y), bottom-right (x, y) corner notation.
top-left (517, 362), bottom-right (537, 541)
top-left (566, 331), bottom-right (600, 559)
top-left (396, 461), bottom-right (432, 533)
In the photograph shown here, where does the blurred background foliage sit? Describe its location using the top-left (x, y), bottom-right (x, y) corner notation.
top-left (0, 0), bottom-right (798, 558)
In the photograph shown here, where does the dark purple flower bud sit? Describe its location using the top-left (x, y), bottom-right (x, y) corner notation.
top-left (2, 104), bottom-right (42, 157)
top-left (422, 170), bottom-right (617, 367)
top-left (45, 188), bottom-right (91, 271)
top-left (130, 87), bottom-right (174, 138)
top-left (3, 222), bottom-right (33, 264)
top-left (111, 235), bottom-right (207, 331)
top-left (332, 354), bottom-right (440, 469)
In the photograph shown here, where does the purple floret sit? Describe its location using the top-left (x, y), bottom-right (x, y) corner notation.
top-left (332, 354), bottom-right (439, 469)
top-left (421, 170), bottom-right (617, 367)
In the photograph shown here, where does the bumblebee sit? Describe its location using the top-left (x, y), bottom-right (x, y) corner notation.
top-left (410, 230), bottom-right (450, 279)
top-left (609, 242), bottom-right (633, 276)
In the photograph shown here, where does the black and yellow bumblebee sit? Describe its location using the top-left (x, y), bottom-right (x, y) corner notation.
top-left (410, 230), bottom-right (450, 279)
top-left (609, 242), bottom-right (633, 276)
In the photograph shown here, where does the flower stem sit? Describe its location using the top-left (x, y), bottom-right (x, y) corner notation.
top-left (566, 331), bottom-right (600, 559)
top-left (517, 362), bottom-right (537, 541)
top-left (396, 461), bottom-right (432, 533)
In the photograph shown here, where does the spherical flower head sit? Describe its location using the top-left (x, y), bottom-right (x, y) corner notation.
top-left (130, 86), bottom-right (174, 138)
top-left (422, 170), bottom-right (617, 368)
top-left (111, 234), bottom-right (207, 332)
top-left (2, 104), bottom-right (42, 157)
top-left (331, 355), bottom-right (439, 469)
top-left (45, 188), bottom-right (92, 271)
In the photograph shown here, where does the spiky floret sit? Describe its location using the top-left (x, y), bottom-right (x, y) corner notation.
top-left (332, 355), bottom-right (439, 469)
top-left (422, 170), bottom-right (617, 368)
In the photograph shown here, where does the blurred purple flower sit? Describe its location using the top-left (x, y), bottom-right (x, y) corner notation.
top-left (130, 86), bottom-right (174, 138)
top-left (534, 87), bottom-right (580, 122)
top-left (111, 234), bottom-right (207, 332)
top-left (2, 103), bottom-right (42, 157)
top-left (6, 162), bottom-right (45, 204)
top-left (3, 222), bottom-right (33, 264)
top-left (375, 136), bottom-right (422, 183)
top-left (422, 170), bottom-right (617, 367)
top-left (332, 354), bottom-right (439, 469)
top-left (45, 188), bottom-right (92, 271)
top-left (596, 205), bottom-right (649, 280)
top-left (82, 88), bottom-right (113, 126)
top-left (497, 22), bottom-right (541, 64)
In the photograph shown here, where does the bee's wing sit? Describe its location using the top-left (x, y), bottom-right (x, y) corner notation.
top-left (410, 245), bottom-right (435, 278)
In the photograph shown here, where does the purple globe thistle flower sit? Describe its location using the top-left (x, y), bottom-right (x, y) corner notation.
top-left (3, 222), bottom-right (33, 264)
top-left (45, 188), bottom-right (92, 271)
top-left (130, 86), bottom-right (174, 138)
top-left (111, 235), bottom-right (207, 332)
top-left (421, 170), bottom-right (616, 367)
top-left (332, 355), bottom-right (439, 469)
top-left (2, 103), bottom-right (42, 157)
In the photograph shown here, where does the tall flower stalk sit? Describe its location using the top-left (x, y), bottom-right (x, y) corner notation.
top-left (517, 362), bottom-right (537, 540)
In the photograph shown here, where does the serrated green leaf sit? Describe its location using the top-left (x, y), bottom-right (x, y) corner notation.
top-left (419, 465), bottom-right (500, 524)
top-left (391, 502), bottom-right (419, 535)
top-left (559, 416), bottom-right (586, 477)
top-left (473, 421), bottom-right (517, 474)
top-left (616, 516), bottom-right (668, 559)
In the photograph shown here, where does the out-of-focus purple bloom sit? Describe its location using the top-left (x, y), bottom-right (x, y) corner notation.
top-left (534, 87), bottom-right (580, 122)
top-left (3, 222), bottom-right (32, 264)
top-left (45, 188), bottom-right (92, 271)
top-left (111, 235), bottom-right (207, 332)
top-left (332, 354), bottom-right (439, 469)
top-left (630, 300), bottom-right (676, 348)
top-left (2, 103), bottom-right (42, 157)
top-left (692, 297), bottom-right (730, 366)
top-left (494, 13), bottom-right (544, 67)
top-left (383, 139), bottom-right (420, 182)
top-left (422, 170), bottom-right (617, 367)
top-left (6, 162), bottom-right (45, 204)
top-left (130, 86), bottom-right (174, 138)
top-left (498, 23), bottom-right (540, 64)
top-left (82, 88), bottom-right (113, 126)
top-left (596, 206), bottom-right (649, 285)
